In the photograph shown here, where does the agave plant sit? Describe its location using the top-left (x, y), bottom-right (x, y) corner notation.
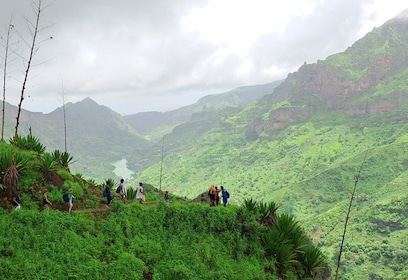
top-left (289, 229), bottom-right (309, 254)
top-left (105, 178), bottom-right (117, 188)
top-left (240, 197), bottom-right (258, 212)
top-left (267, 201), bottom-right (279, 218)
top-left (301, 246), bottom-right (328, 277)
top-left (273, 213), bottom-right (300, 237)
top-left (258, 201), bottom-right (271, 221)
top-left (0, 148), bottom-right (29, 175)
top-left (9, 134), bottom-right (45, 154)
top-left (262, 227), bottom-right (297, 277)
top-left (52, 149), bottom-right (74, 170)
top-left (41, 152), bottom-right (57, 172)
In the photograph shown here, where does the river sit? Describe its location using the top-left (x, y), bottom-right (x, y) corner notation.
top-left (112, 158), bottom-right (134, 180)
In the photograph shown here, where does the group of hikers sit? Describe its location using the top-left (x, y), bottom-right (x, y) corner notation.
top-left (103, 179), bottom-right (145, 207)
top-left (10, 180), bottom-right (230, 213)
top-left (204, 185), bottom-right (229, 207)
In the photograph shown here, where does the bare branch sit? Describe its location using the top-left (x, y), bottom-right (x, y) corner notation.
top-left (2, 17), bottom-right (15, 141)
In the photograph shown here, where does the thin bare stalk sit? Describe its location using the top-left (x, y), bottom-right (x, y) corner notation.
top-left (335, 156), bottom-right (366, 279)
top-left (12, 0), bottom-right (42, 163)
top-left (159, 135), bottom-right (164, 195)
top-left (61, 83), bottom-right (67, 152)
top-left (1, 20), bottom-right (14, 142)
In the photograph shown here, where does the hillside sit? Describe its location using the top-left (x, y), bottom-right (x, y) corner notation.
top-left (1, 98), bottom-right (152, 182)
top-left (132, 13), bottom-right (408, 279)
top-left (0, 140), bottom-right (329, 279)
top-left (123, 81), bottom-right (282, 140)
top-left (1, 10), bottom-right (408, 279)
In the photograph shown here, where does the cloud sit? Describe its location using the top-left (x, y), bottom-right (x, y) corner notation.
top-left (0, 0), bottom-right (407, 115)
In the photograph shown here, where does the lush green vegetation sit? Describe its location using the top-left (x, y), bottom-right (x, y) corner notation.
top-left (135, 110), bottom-right (408, 279)
top-left (0, 138), bottom-right (330, 279)
top-left (2, 14), bottom-right (408, 280)
top-left (0, 200), bottom-right (330, 280)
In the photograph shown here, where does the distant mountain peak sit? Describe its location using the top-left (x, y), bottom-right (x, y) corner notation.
top-left (80, 97), bottom-right (98, 105)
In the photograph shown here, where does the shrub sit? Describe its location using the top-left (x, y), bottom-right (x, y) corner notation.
top-left (57, 169), bottom-right (73, 181)
top-left (52, 149), bottom-right (74, 169)
top-left (9, 135), bottom-right (45, 154)
top-left (41, 152), bottom-right (57, 172)
top-left (62, 181), bottom-right (83, 199)
top-left (0, 148), bottom-right (30, 175)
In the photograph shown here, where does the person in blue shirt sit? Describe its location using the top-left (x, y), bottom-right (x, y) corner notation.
top-left (67, 188), bottom-right (76, 214)
top-left (221, 186), bottom-right (229, 207)
top-left (103, 181), bottom-right (113, 207)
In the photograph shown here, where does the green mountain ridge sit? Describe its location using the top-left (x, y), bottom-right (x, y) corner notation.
top-left (123, 81), bottom-right (283, 140)
top-left (132, 13), bottom-right (408, 279)
top-left (1, 11), bottom-right (408, 279)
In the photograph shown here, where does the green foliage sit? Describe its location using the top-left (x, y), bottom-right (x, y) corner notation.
top-left (62, 181), bottom-right (83, 199)
top-left (241, 197), bottom-right (258, 212)
top-left (126, 187), bottom-right (136, 200)
top-left (9, 134), bottom-right (45, 154)
top-left (57, 169), bottom-right (73, 181)
top-left (0, 146), bottom-right (30, 175)
top-left (52, 149), bottom-right (74, 169)
top-left (302, 247), bottom-right (327, 277)
top-left (105, 178), bottom-right (117, 188)
top-left (41, 152), bottom-right (57, 172)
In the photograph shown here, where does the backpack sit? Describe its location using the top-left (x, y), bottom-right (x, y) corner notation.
top-left (103, 186), bottom-right (108, 197)
top-left (62, 193), bottom-right (69, 202)
top-left (116, 185), bottom-right (122, 194)
top-left (226, 191), bottom-right (230, 198)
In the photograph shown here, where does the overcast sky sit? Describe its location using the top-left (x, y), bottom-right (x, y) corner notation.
top-left (0, 0), bottom-right (407, 115)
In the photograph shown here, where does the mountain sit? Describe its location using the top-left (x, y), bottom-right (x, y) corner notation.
top-left (132, 13), bottom-right (408, 278)
top-left (2, 97), bottom-right (151, 181)
top-left (1, 11), bottom-right (408, 278)
top-left (123, 81), bottom-right (282, 140)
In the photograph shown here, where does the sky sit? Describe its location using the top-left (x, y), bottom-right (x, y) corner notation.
top-left (0, 0), bottom-right (407, 115)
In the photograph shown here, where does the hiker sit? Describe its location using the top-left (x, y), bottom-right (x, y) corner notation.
top-left (103, 181), bottom-right (113, 207)
top-left (214, 186), bottom-right (220, 206)
top-left (42, 189), bottom-right (53, 210)
top-left (221, 186), bottom-right (229, 207)
top-left (200, 193), bottom-right (206, 203)
top-left (208, 185), bottom-right (216, 206)
top-left (164, 190), bottom-right (170, 203)
top-left (118, 178), bottom-right (126, 204)
top-left (136, 182), bottom-right (144, 203)
top-left (67, 188), bottom-right (76, 213)
top-left (12, 191), bottom-right (21, 210)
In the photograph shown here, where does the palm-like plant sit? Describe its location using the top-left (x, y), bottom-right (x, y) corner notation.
top-left (52, 149), bottom-right (74, 171)
top-left (105, 178), bottom-right (117, 188)
top-left (9, 134), bottom-right (45, 154)
top-left (262, 227), bottom-right (297, 277)
top-left (301, 246), bottom-right (328, 277)
top-left (258, 201), bottom-right (271, 221)
top-left (41, 152), bottom-right (57, 172)
top-left (274, 213), bottom-right (299, 236)
top-left (267, 201), bottom-right (279, 219)
top-left (240, 197), bottom-right (258, 212)
top-left (259, 201), bottom-right (280, 224)
top-left (0, 148), bottom-right (29, 175)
